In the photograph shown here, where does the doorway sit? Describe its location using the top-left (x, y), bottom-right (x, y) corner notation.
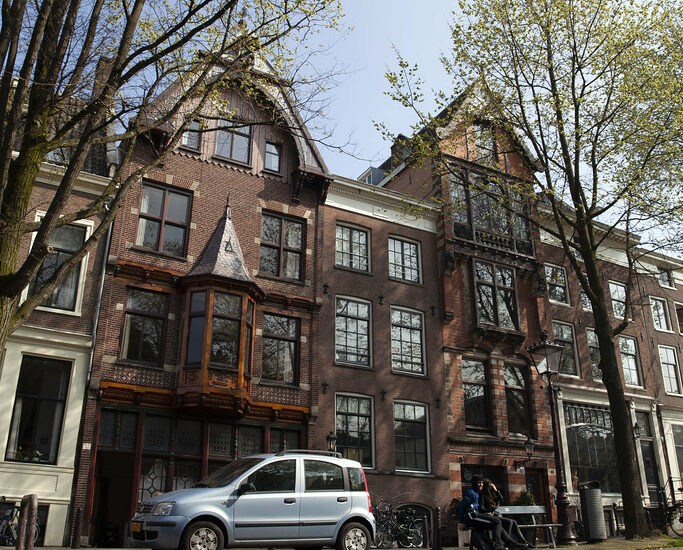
top-left (91, 451), bottom-right (136, 547)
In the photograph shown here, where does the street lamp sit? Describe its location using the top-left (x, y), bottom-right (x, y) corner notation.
top-left (513, 435), bottom-right (535, 471)
top-left (527, 330), bottom-right (577, 545)
top-left (326, 431), bottom-right (337, 453)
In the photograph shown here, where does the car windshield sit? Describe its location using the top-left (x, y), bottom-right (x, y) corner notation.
top-left (195, 458), bottom-right (264, 488)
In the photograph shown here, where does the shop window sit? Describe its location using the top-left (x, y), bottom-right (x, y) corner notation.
top-left (238, 426), bottom-right (264, 457)
top-left (135, 183), bottom-right (191, 257)
top-left (335, 394), bottom-right (373, 468)
top-left (259, 213), bottom-right (304, 280)
top-left (120, 288), bottom-right (167, 366)
top-left (270, 428), bottom-right (300, 453)
top-left (6, 355), bottom-right (71, 464)
top-left (394, 401), bottom-right (429, 472)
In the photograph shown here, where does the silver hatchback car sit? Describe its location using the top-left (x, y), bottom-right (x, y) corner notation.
top-left (130, 451), bottom-right (375, 550)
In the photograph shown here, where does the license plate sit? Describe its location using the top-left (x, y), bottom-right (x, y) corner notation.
top-left (131, 522), bottom-right (142, 533)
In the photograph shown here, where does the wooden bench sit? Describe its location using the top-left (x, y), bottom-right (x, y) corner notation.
top-left (456, 505), bottom-right (561, 549)
top-left (497, 505), bottom-right (561, 549)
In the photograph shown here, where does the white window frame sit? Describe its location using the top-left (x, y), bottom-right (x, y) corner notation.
top-left (21, 211), bottom-right (93, 317)
top-left (545, 264), bottom-right (571, 306)
top-left (619, 335), bottom-right (643, 388)
top-left (674, 302), bottom-right (683, 336)
top-left (659, 345), bottom-right (682, 395)
top-left (609, 281), bottom-right (630, 320)
top-left (334, 295), bottom-right (372, 367)
top-left (389, 306), bottom-right (426, 376)
top-left (658, 267), bottom-right (676, 289)
top-left (551, 320), bottom-right (580, 378)
top-left (334, 392), bottom-right (375, 469)
top-left (388, 236), bottom-right (422, 284)
top-left (335, 224), bottom-right (371, 272)
top-left (650, 296), bottom-right (673, 333)
top-left (393, 399), bottom-right (431, 474)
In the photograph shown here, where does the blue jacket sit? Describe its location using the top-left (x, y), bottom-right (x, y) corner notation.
top-left (455, 488), bottom-right (479, 521)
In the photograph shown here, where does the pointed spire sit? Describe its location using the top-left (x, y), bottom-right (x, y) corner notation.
top-left (187, 199), bottom-right (253, 283)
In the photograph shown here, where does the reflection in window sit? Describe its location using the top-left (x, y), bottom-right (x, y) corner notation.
top-left (475, 261), bottom-right (518, 329)
top-left (335, 297), bottom-right (370, 366)
top-left (270, 429), bottom-right (299, 453)
top-left (619, 336), bottom-right (641, 386)
top-left (504, 365), bottom-right (531, 435)
top-left (394, 401), bottom-right (428, 471)
top-left (248, 460), bottom-right (296, 492)
top-left (336, 226), bottom-right (369, 271)
top-left (651, 297), bottom-right (672, 331)
top-left (181, 120), bottom-right (201, 150)
top-left (262, 314), bottom-right (298, 384)
top-left (136, 184), bottom-right (191, 257)
top-left (138, 457), bottom-right (168, 503)
top-left (6, 356), bottom-right (71, 464)
top-left (186, 291), bottom-right (206, 366)
top-left (388, 238), bottom-right (421, 283)
top-left (390, 308), bottom-right (424, 374)
top-left (121, 289), bottom-right (166, 365)
top-left (586, 329), bottom-right (601, 381)
top-left (215, 120), bottom-right (251, 164)
top-left (564, 402), bottom-right (619, 493)
top-left (259, 213), bottom-right (303, 280)
top-left (211, 293), bottom-right (241, 367)
top-left (28, 224), bottom-right (87, 311)
top-left (304, 460), bottom-right (344, 491)
top-left (552, 321), bottom-right (578, 376)
top-left (609, 282), bottom-right (628, 319)
top-left (335, 394), bottom-right (373, 467)
top-left (545, 265), bottom-right (569, 304)
top-left (462, 359), bottom-right (488, 429)
top-left (659, 346), bottom-right (680, 394)
top-left (265, 141), bottom-right (281, 172)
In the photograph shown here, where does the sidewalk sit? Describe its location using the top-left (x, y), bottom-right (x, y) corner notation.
top-left (40, 538), bottom-right (680, 550)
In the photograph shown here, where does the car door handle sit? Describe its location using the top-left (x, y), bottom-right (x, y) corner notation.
top-left (284, 498), bottom-right (296, 504)
top-left (337, 497), bottom-right (348, 503)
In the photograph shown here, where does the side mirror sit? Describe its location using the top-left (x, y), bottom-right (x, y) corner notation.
top-left (238, 482), bottom-right (256, 496)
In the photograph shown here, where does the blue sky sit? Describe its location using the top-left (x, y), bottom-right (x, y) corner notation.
top-left (316, 0), bottom-right (457, 179)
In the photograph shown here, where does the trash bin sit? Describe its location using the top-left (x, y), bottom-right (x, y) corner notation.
top-left (579, 481), bottom-right (607, 542)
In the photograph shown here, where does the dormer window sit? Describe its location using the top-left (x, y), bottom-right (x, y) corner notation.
top-left (265, 141), bottom-right (281, 173)
top-left (181, 120), bottom-right (201, 150)
top-left (215, 120), bottom-right (250, 164)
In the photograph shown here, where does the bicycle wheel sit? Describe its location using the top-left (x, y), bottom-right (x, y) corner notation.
top-left (406, 527), bottom-right (423, 548)
top-left (374, 525), bottom-right (394, 548)
top-left (0, 523), bottom-right (15, 546)
top-left (670, 505), bottom-right (683, 537)
top-left (32, 523), bottom-right (40, 544)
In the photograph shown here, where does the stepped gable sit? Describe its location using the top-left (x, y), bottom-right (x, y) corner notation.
top-left (188, 199), bottom-right (254, 284)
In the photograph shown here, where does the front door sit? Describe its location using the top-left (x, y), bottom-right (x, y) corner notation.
top-left (233, 458), bottom-right (299, 541)
top-left (299, 459), bottom-right (351, 540)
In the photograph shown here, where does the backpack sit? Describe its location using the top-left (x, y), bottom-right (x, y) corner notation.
top-left (470, 529), bottom-right (495, 550)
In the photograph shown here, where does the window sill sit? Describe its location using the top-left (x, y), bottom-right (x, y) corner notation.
top-left (388, 276), bottom-right (423, 287)
top-left (256, 272), bottom-right (306, 286)
top-left (395, 470), bottom-right (433, 478)
top-left (391, 369), bottom-right (427, 379)
top-left (334, 265), bottom-right (373, 276)
top-left (548, 299), bottom-right (572, 308)
top-left (334, 361), bottom-right (373, 371)
top-left (259, 379), bottom-right (299, 389)
top-left (116, 359), bottom-right (164, 370)
top-left (262, 168), bottom-right (283, 177)
top-left (653, 327), bottom-right (675, 334)
top-left (4, 458), bottom-right (55, 466)
top-left (212, 155), bottom-right (252, 170)
top-left (178, 145), bottom-right (201, 155)
top-left (35, 304), bottom-right (82, 317)
top-left (131, 245), bottom-right (189, 262)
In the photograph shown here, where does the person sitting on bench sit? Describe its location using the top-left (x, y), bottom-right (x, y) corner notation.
top-left (456, 475), bottom-right (506, 550)
top-left (480, 479), bottom-right (534, 549)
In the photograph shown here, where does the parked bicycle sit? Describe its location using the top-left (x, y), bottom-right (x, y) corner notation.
top-left (0, 496), bottom-right (40, 546)
top-left (373, 500), bottom-right (424, 548)
top-left (662, 477), bottom-right (683, 536)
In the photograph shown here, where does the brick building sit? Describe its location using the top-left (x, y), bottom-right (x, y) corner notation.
top-left (0, 159), bottom-right (111, 545)
top-left (70, 76), bottom-right (332, 545)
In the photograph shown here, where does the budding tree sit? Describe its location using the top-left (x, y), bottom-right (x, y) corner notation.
top-left (0, 0), bottom-right (343, 346)
top-left (380, 0), bottom-right (682, 537)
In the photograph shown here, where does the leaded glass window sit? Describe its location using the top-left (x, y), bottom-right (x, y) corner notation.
top-left (175, 419), bottom-right (201, 455)
top-left (259, 213), bottom-right (304, 280)
top-left (238, 426), bottom-right (263, 457)
top-left (390, 308), bottom-right (424, 374)
top-left (143, 416), bottom-right (171, 452)
top-left (335, 297), bottom-right (371, 366)
top-left (173, 460), bottom-right (201, 490)
top-left (209, 423), bottom-right (234, 457)
top-left (138, 457), bottom-right (168, 503)
top-left (462, 359), bottom-right (489, 429)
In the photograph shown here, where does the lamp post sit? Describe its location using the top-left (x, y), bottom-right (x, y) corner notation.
top-left (326, 431), bottom-right (337, 453)
top-left (527, 331), bottom-right (577, 545)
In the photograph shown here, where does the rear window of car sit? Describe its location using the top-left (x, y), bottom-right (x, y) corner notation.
top-left (304, 459), bottom-right (344, 491)
top-left (348, 467), bottom-right (365, 491)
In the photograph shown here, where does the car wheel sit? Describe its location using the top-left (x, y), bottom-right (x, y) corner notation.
top-left (337, 522), bottom-right (370, 550)
top-left (180, 521), bottom-right (224, 550)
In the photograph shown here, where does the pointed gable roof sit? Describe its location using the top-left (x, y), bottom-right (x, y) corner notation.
top-left (187, 201), bottom-right (262, 296)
